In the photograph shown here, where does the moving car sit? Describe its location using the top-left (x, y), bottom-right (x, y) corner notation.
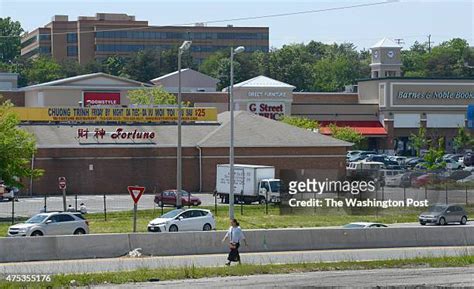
top-left (8, 212), bottom-right (89, 237)
top-left (419, 204), bottom-right (468, 225)
top-left (154, 190), bottom-right (201, 207)
top-left (147, 208), bottom-right (215, 232)
top-left (343, 222), bottom-right (388, 228)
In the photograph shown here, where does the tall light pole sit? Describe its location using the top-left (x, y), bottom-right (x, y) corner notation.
top-left (176, 40), bottom-right (192, 208)
top-left (229, 46), bottom-right (245, 219)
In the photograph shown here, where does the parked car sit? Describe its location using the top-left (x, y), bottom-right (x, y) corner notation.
top-left (147, 208), bottom-right (215, 232)
top-left (445, 158), bottom-right (464, 170)
top-left (388, 156), bottom-right (408, 165)
top-left (154, 190), bottom-right (202, 207)
top-left (347, 150), bottom-right (364, 159)
top-left (0, 183), bottom-right (19, 201)
top-left (366, 155), bottom-right (399, 168)
top-left (348, 151), bottom-right (376, 162)
top-left (343, 222), bottom-right (388, 228)
top-left (447, 170), bottom-right (471, 181)
top-left (411, 173), bottom-right (447, 187)
top-left (457, 174), bottom-right (474, 183)
top-left (8, 212), bottom-right (89, 237)
top-left (463, 152), bottom-right (474, 167)
top-left (406, 157), bottom-right (423, 169)
top-left (419, 204), bottom-right (468, 225)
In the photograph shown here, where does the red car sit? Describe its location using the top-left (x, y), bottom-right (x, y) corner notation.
top-left (154, 190), bottom-right (201, 207)
top-left (411, 174), bottom-right (446, 187)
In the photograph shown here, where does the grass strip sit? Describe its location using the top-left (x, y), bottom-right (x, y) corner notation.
top-left (1, 254), bottom-right (473, 288)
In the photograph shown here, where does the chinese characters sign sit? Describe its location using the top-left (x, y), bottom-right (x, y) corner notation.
top-left (77, 128), bottom-right (156, 140)
top-left (12, 107), bottom-right (217, 123)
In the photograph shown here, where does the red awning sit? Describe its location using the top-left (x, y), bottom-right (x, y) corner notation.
top-left (319, 121), bottom-right (387, 136)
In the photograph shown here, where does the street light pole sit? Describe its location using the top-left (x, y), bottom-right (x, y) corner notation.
top-left (176, 40), bottom-right (192, 208)
top-left (229, 46), bottom-right (245, 220)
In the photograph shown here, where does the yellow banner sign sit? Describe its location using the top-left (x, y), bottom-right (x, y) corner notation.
top-left (12, 107), bottom-right (217, 123)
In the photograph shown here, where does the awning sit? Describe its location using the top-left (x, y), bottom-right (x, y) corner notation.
top-left (319, 121), bottom-right (387, 137)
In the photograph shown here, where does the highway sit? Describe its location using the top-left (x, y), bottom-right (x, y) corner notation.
top-left (0, 246), bottom-right (472, 275)
top-left (92, 267), bottom-right (474, 288)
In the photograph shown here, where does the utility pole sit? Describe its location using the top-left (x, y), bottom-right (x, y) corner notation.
top-left (427, 34), bottom-right (433, 53)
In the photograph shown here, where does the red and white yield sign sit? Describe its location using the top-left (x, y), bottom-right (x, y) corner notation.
top-left (58, 177), bottom-right (67, 190)
top-left (128, 186), bottom-right (145, 204)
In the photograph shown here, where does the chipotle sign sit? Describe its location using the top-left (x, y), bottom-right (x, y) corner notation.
top-left (83, 92), bottom-right (121, 106)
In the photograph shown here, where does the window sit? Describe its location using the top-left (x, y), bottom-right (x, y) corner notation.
top-left (57, 214), bottom-right (75, 222)
top-left (67, 46), bottom-right (78, 56)
top-left (38, 46), bottom-right (51, 54)
top-left (21, 35), bottom-right (38, 48)
top-left (67, 33), bottom-right (77, 43)
top-left (39, 34), bottom-right (51, 41)
top-left (180, 211), bottom-right (194, 219)
top-left (378, 83), bottom-right (385, 107)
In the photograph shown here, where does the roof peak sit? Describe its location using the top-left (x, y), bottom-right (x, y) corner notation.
top-left (229, 75), bottom-right (296, 89)
top-left (370, 37), bottom-right (402, 49)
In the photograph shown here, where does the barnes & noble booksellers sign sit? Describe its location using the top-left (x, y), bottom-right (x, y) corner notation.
top-left (12, 107), bottom-right (217, 123)
top-left (392, 83), bottom-right (474, 106)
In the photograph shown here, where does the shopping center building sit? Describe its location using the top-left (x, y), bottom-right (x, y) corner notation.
top-left (1, 37), bottom-right (473, 194)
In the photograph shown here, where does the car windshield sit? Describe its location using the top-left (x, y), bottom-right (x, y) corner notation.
top-left (179, 190), bottom-right (189, 196)
top-left (161, 209), bottom-right (183, 219)
top-left (270, 181), bottom-right (280, 193)
top-left (25, 214), bottom-right (48, 224)
top-left (343, 223), bottom-right (365, 228)
top-left (428, 205), bottom-right (447, 212)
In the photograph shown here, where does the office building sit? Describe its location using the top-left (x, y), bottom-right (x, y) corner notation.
top-left (20, 13), bottom-right (269, 64)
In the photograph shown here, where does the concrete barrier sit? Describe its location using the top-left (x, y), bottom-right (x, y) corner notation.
top-left (1, 227), bottom-right (474, 263)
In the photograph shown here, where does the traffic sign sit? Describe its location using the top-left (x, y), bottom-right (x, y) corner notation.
top-left (58, 177), bottom-right (67, 190)
top-left (128, 186), bottom-right (145, 204)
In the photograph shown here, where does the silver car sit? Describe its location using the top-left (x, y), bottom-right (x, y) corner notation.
top-left (419, 204), bottom-right (468, 226)
top-left (8, 212), bottom-right (89, 237)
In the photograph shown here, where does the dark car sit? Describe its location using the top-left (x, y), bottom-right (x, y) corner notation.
top-left (419, 204), bottom-right (468, 225)
top-left (366, 155), bottom-right (399, 168)
top-left (464, 152), bottom-right (474, 167)
top-left (399, 171), bottom-right (425, 187)
top-left (154, 190), bottom-right (201, 207)
top-left (406, 157), bottom-right (423, 169)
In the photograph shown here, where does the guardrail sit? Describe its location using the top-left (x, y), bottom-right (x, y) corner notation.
top-left (1, 226), bottom-right (473, 263)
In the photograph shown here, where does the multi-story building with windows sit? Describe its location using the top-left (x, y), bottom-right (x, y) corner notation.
top-left (20, 13), bottom-right (269, 64)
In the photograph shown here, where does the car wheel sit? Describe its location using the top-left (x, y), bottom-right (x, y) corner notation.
top-left (157, 201), bottom-right (163, 207)
top-left (203, 223), bottom-right (212, 231)
top-left (420, 221), bottom-right (426, 226)
top-left (74, 228), bottom-right (86, 235)
top-left (259, 198), bottom-right (266, 205)
top-left (438, 217), bottom-right (447, 226)
top-left (460, 216), bottom-right (467, 225)
top-left (169, 225), bottom-right (178, 232)
top-left (31, 230), bottom-right (43, 237)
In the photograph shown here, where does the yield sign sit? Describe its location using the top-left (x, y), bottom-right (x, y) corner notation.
top-left (128, 186), bottom-right (145, 204)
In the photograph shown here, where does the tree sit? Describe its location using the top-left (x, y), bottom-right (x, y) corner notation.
top-left (122, 49), bottom-right (162, 82)
top-left (0, 17), bottom-right (23, 63)
top-left (453, 127), bottom-right (473, 153)
top-left (128, 86), bottom-right (186, 106)
top-left (409, 127), bottom-right (428, 157)
top-left (101, 55), bottom-right (127, 76)
top-left (280, 116), bottom-right (318, 130)
top-left (25, 57), bottom-right (65, 85)
top-left (0, 99), bottom-right (43, 187)
top-left (159, 46), bottom-right (195, 75)
top-left (423, 138), bottom-right (446, 171)
top-left (328, 124), bottom-right (365, 149)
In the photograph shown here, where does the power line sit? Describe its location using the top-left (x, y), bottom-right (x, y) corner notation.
top-left (0, 0), bottom-right (397, 39)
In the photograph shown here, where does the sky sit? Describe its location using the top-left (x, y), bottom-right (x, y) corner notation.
top-left (1, 0), bottom-right (473, 50)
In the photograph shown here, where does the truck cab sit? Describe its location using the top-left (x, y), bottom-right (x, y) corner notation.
top-left (258, 179), bottom-right (281, 203)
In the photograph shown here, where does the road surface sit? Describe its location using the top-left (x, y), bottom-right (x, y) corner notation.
top-left (92, 267), bottom-right (474, 288)
top-left (0, 246), bottom-right (472, 275)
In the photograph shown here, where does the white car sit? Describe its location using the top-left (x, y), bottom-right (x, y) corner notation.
top-left (148, 208), bottom-right (215, 232)
top-left (445, 158), bottom-right (464, 170)
top-left (8, 212), bottom-right (89, 237)
top-left (343, 222), bottom-right (388, 228)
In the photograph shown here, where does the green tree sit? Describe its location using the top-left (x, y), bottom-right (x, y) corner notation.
top-left (122, 49), bottom-right (162, 82)
top-left (159, 46), bottom-right (195, 75)
top-left (280, 116), bottom-right (319, 130)
top-left (101, 55), bottom-right (127, 76)
top-left (328, 124), bottom-right (365, 149)
top-left (0, 17), bottom-right (23, 63)
top-left (409, 127), bottom-right (428, 157)
top-left (127, 86), bottom-right (187, 106)
top-left (59, 58), bottom-right (86, 78)
top-left (0, 99), bottom-right (43, 186)
top-left (423, 138), bottom-right (445, 171)
top-left (25, 57), bottom-right (65, 85)
top-left (453, 127), bottom-right (473, 153)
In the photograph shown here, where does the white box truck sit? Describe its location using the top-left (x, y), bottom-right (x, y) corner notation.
top-left (215, 164), bottom-right (281, 204)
